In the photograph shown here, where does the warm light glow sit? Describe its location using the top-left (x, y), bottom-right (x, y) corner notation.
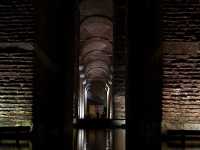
top-left (80, 73), bottom-right (85, 78)
top-left (84, 87), bottom-right (88, 118)
top-left (79, 65), bottom-right (84, 71)
top-left (79, 85), bottom-right (85, 119)
top-left (80, 95), bottom-right (85, 119)
top-left (106, 83), bottom-right (112, 119)
top-left (77, 129), bottom-right (86, 150)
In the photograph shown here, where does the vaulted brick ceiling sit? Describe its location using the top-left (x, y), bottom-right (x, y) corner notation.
top-left (79, 0), bottom-right (113, 101)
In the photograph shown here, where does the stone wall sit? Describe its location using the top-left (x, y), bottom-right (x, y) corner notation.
top-left (161, 0), bottom-right (200, 42)
top-left (114, 96), bottom-right (125, 119)
top-left (0, 0), bottom-right (35, 42)
top-left (161, 0), bottom-right (200, 131)
top-left (162, 42), bottom-right (200, 131)
top-left (0, 46), bottom-right (34, 127)
top-left (113, 0), bottom-right (127, 119)
top-left (0, 0), bottom-right (35, 127)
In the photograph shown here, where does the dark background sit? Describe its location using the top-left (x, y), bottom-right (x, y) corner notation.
top-left (32, 0), bottom-right (78, 150)
top-left (127, 0), bottom-right (162, 149)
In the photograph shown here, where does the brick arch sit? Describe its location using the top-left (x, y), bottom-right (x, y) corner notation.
top-left (78, 0), bottom-right (114, 120)
top-left (80, 16), bottom-right (113, 42)
top-left (85, 61), bottom-right (110, 79)
top-left (80, 16), bottom-right (113, 83)
top-left (80, 51), bottom-right (112, 66)
top-left (80, 39), bottom-right (112, 55)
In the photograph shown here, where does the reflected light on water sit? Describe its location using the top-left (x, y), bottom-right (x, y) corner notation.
top-left (162, 141), bottom-right (200, 150)
top-left (77, 129), bottom-right (87, 150)
top-left (0, 140), bottom-right (31, 150)
top-left (74, 129), bottom-right (125, 150)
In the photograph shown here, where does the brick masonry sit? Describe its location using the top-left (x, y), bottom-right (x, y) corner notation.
top-left (0, 0), bottom-right (35, 127)
top-left (162, 42), bottom-right (200, 131)
top-left (113, 1), bottom-right (127, 119)
top-left (114, 96), bottom-right (125, 119)
top-left (161, 0), bottom-right (200, 131)
top-left (0, 47), bottom-right (34, 127)
top-left (0, 0), bottom-right (35, 42)
top-left (161, 0), bottom-right (200, 42)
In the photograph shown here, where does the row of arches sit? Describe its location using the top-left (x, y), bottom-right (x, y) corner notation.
top-left (78, 0), bottom-right (113, 119)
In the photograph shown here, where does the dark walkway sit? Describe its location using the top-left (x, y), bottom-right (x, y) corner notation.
top-left (73, 119), bottom-right (125, 129)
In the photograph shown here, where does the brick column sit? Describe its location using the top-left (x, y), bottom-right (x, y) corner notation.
top-left (161, 0), bottom-right (200, 131)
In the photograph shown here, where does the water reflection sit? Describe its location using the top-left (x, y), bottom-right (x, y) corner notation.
top-left (0, 140), bottom-right (31, 150)
top-left (162, 141), bottom-right (200, 150)
top-left (74, 129), bottom-right (125, 150)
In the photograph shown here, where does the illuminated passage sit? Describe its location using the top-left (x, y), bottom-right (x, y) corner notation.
top-left (78, 0), bottom-right (113, 120)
